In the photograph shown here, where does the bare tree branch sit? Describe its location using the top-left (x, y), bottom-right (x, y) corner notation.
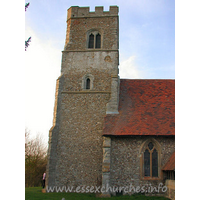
top-left (25, 129), bottom-right (47, 187)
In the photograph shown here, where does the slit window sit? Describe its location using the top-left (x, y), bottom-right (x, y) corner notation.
top-left (86, 78), bottom-right (90, 89)
top-left (82, 74), bottom-right (94, 90)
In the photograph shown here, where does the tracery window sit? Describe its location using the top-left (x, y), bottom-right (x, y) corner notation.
top-left (140, 139), bottom-right (161, 179)
top-left (144, 142), bottom-right (158, 177)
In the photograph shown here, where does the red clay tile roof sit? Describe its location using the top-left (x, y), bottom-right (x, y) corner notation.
top-left (162, 152), bottom-right (175, 171)
top-left (103, 79), bottom-right (175, 136)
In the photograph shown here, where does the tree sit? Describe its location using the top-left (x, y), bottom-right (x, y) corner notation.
top-left (25, 3), bottom-right (30, 11)
top-left (25, 37), bottom-right (31, 51)
top-left (25, 129), bottom-right (47, 187)
top-left (25, 3), bottom-right (31, 51)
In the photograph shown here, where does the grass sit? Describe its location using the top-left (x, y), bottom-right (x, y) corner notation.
top-left (25, 187), bottom-right (170, 200)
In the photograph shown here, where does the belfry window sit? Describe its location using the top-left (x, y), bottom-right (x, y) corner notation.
top-left (88, 34), bottom-right (94, 48)
top-left (144, 142), bottom-right (158, 178)
top-left (86, 78), bottom-right (90, 89)
top-left (87, 31), bottom-right (101, 49)
top-left (95, 33), bottom-right (101, 48)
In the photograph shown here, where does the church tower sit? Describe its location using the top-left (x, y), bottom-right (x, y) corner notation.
top-left (46, 6), bottom-right (119, 188)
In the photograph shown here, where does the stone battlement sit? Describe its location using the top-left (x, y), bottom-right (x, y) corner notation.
top-left (67, 6), bottom-right (118, 20)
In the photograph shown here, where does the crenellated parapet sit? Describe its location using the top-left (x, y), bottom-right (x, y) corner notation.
top-left (67, 6), bottom-right (118, 21)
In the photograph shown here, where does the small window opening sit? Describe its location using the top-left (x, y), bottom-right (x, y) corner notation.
top-left (86, 78), bottom-right (90, 89)
top-left (88, 34), bottom-right (94, 48)
top-left (166, 171), bottom-right (175, 180)
top-left (95, 33), bottom-right (101, 48)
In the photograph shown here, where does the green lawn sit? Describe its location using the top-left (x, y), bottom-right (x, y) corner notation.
top-left (25, 187), bottom-right (170, 200)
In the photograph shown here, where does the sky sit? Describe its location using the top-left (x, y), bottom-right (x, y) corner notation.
top-left (25, 0), bottom-right (175, 143)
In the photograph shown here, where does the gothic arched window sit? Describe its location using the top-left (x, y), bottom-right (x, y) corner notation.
top-left (87, 31), bottom-right (101, 49)
top-left (88, 34), bottom-right (94, 48)
top-left (139, 139), bottom-right (161, 180)
top-left (95, 33), bottom-right (101, 48)
top-left (144, 142), bottom-right (158, 177)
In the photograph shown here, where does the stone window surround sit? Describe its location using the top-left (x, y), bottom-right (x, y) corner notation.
top-left (86, 29), bottom-right (103, 49)
top-left (82, 74), bottom-right (94, 90)
top-left (139, 138), bottom-right (162, 180)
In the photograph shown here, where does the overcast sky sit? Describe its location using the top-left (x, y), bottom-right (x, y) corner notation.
top-left (25, 0), bottom-right (175, 142)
